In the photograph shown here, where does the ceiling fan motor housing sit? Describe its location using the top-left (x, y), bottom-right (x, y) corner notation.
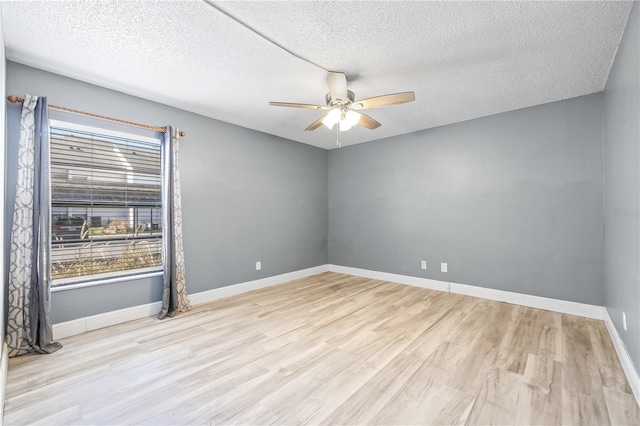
top-left (326, 90), bottom-right (355, 107)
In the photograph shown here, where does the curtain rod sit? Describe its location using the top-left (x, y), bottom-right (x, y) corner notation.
top-left (7, 95), bottom-right (185, 138)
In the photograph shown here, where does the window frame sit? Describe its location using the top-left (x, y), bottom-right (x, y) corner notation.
top-left (48, 119), bottom-right (164, 290)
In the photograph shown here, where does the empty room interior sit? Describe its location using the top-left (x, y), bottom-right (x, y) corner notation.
top-left (0, 1), bottom-right (639, 425)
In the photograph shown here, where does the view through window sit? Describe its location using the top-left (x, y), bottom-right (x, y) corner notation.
top-left (50, 123), bottom-right (163, 283)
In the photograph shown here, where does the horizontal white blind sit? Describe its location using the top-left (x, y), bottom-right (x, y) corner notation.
top-left (50, 126), bottom-right (163, 282)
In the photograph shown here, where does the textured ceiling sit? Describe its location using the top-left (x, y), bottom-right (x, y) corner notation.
top-left (1, 1), bottom-right (633, 149)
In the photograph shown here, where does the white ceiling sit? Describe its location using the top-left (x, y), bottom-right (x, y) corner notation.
top-left (1, 1), bottom-right (633, 150)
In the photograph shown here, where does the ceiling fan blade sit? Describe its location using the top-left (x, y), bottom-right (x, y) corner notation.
top-left (353, 92), bottom-right (415, 109)
top-left (305, 115), bottom-right (326, 131)
top-left (357, 112), bottom-right (381, 130)
top-left (327, 72), bottom-right (348, 101)
top-left (269, 101), bottom-right (327, 110)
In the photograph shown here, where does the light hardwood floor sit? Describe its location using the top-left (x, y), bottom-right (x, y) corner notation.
top-left (4, 272), bottom-right (639, 425)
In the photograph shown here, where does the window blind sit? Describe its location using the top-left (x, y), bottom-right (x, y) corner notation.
top-left (50, 126), bottom-right (163, 282)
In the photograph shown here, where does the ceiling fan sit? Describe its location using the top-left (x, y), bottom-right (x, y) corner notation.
top-left (269, 72), bottom-right (415, 145)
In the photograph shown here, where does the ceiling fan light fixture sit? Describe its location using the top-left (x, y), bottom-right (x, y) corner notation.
top-left (339, 120), bottom-right (352, 131)
top-left (322, 108), bottom-right (341, 129)
top-left (344, 110), bottom-right (361, 128)
top-left (339, 110), bottom-right (361, 131)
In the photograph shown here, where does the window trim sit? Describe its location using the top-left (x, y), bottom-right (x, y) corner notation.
top-left (48, 119), bottom-right (164, 288)
top-left (49, 119), bottom-right (161, 145)
top-left (51, 269), bottom-right (163, 292)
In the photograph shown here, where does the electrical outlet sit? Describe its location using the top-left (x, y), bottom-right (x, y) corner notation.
top-left (441, 263), bottom-right (448, 273)
top-left (421, 260), bottom-right (427, 270)
top-left (256, 261), bottom-right (262, 271)
top-left (623, 311), bottom-right (627, 331)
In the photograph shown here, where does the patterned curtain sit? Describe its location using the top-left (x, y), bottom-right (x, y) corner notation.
top-left (7, 95), bottom-right (62, 357)
top-left (158, 127), bottom-right (191, 319)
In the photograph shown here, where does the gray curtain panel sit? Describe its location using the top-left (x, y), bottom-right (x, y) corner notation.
top-left (7, 95), bottom-right (62, 357)
top-left (158, 126), bottom-right (191, 319)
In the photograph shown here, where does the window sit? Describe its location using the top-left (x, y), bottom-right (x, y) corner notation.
top-left (49, 121), bottom-right (163, 285)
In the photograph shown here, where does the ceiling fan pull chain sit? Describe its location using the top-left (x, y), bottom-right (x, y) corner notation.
top-left (336, 125), bottom-right (342, 148)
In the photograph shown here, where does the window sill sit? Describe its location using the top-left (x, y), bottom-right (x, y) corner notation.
top-left (51, 269), bottom-right (163, 292)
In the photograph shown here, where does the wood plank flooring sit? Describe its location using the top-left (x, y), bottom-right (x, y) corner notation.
top-left (4, 272), bottom-right (639, 425)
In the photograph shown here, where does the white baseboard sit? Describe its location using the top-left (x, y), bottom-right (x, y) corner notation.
top-left (54, 263), bottom-right (604, 334)
top-left (53, 264), bottom-right (330, 340)
top-left (328, 264), bottom-right (450, 292)
top-left (0, 342), bottom-right (8, 423)
top-left (328, 264), bottom-right (604, 320)
top-left (604, 308), bottom-right (640, 407)
top-left (189, 265), bottom-right (329, 305)
top-left (449, 282), bottom-right (604, 320)
top-left (53, 301), bottom-right (162, 340)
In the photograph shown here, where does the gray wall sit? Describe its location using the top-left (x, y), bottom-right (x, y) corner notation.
top-left (329, 94), bottom-right (605, 305)
top-left (4, 53), bottom-right (624, 326)
top-left (5, 62), bottom-right (328, 323)
top-left (603, 3), bottom-right (640, 372)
